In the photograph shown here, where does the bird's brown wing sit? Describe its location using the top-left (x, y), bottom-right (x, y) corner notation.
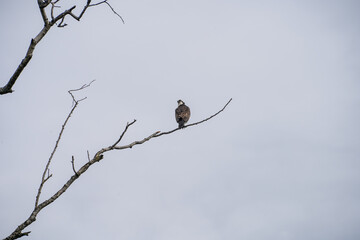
top-left (175, 105), bottom-right (191, 123)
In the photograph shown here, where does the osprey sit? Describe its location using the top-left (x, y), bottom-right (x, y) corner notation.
top-left (175, 100), bottom-right (191, 128)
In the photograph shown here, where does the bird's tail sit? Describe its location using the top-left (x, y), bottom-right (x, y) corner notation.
top-left (178, 119), bottom-right (185, 128)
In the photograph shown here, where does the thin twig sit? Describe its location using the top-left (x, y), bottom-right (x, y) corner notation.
top-left (68, 80), bottom-right (95, 104)
top-left (34, 81), bottom-right (95, 208)
top-left (58, 17), bottom-right (67, 28)
top-left (110, 120), bottom-right (137, 149)
top-left (71, 156), bottom-right (78, 175)
top-left (87, 150), bottom-right (91, 162)
top-left (186, 98), bottom-right (232, 127)
top-left (89, 1), bottom-right (125, 23)
top-left (43, 169), bottom-right (53, 184)
top-left (34, 101), bottom-right (79, 208)
top-left (50, 0), bottom-right (60, 21)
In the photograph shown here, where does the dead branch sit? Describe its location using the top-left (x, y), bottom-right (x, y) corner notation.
top-left (68, 79), bottom-right (95, 104)
top-left (110, 120), bottom-right (137, 149)
top-left (34, 99), bottom-right (78, 209)
top-left (87, 150), bottom-right (91, 162)
top-left (34, 80), bottom-right (94, 207)
top-left (89, 1), bottom-right (125, 23)
top-left (0, 1), bottom-right (123, 95)
top-left (2, 82), bottom-right (232, 239)
top-left (71, 156), bottom-right (78, 176)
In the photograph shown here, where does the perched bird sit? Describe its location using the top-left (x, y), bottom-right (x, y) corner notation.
top-left (175, 99), bottom-right (191, 128)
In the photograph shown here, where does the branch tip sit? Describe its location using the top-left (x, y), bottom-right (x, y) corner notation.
top-left (71, 156), bottom-right (78, 176)
top-left (87, 150), bottom-right (91, 162)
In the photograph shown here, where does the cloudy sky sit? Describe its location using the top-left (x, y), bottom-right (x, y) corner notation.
top-left (1, 0), bottom-right (359, 239)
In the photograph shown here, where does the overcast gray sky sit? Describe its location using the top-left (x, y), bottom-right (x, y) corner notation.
top-left (1, 0), bottom-right (359, 239)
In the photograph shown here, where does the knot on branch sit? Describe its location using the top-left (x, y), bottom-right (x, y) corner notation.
top-left (11, 231), bottom-right (31, 240)
top-left (94, 154), bottom-right (104, 162)
top-left (30, 216), bottom-right (36, 221)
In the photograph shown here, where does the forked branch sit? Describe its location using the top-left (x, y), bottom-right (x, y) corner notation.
top-left (2, 82), bottom-right (232, 240)
top-left (0, 1), bottom-right (123, 95)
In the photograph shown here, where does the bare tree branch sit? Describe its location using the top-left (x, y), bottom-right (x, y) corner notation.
top-left (110, 120), bottom-right (137, 149)
top-left (34, 93), bottom-right (79, 208)
top-left (89, 0), bottom-right (125, 23)
top-left (87, 150), bottom-right (91, 162)
top-left (68, 79), bottom-right (95, 104)
top-left (37, 0), bottom-right (50, 25)
top-left (50, 0), bottom-right (61, 21)
top-left (71, 156), bottom-right (78, 176)
top-left (0, 1), bottom-right (122, 95)
top-left (3, 81), bottom-right (232, 239)
top-left (34, 80), bottom-right (93, 208)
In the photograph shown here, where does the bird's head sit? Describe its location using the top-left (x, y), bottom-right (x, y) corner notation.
top-left (177, 99), bottom-right (185, 106)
